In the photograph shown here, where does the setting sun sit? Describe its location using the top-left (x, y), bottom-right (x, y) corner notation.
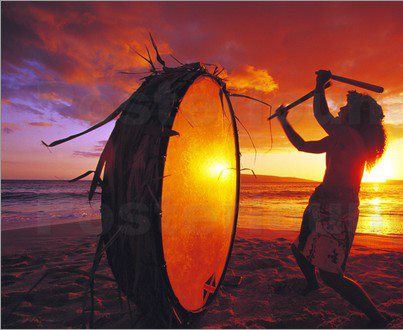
top-left (208, 161), bottom-right (231, 180)
top-left (362, 155), bottom-right (394, 183)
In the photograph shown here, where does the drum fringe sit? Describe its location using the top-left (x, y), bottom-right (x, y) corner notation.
top-left (229, 92), bottom-right (272, 108)
top-left (88, 135), bottom-right (114, 201)
top-left (145, 46), bottom-right (157, 72)
top-left (41, 99), bottom-right (128, 148)
top-left (219, 90), bottom-right (230, 121)
top-left (82, 227), bottom-right (131, 328)
top-left (149, 33), bottom-right (167, 69)
top-left (234, 114), bottom-right (257, 164)
top-left (241, 168), bottom-right (257, 178)
top-left (86, 236), bottom-right (104, 328)
top-left (118, 70), bottom-right (150, 75)
top-left (229, 92), bottom-right (274, 150)
top-left (216, 167), bottom-right (256, 181)
top-left (69, 170), bottom-right (95, 182)
top-left (130, 45), bottom-right (157, 73)
top-left (216, 67), bottom-right (225, 77)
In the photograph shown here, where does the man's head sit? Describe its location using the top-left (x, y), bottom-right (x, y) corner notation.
top-left (337, 91), bottom-right (386, 170)
top-left (338, 91), bottom-right (384, 126)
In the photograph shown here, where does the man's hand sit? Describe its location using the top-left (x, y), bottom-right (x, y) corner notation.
top-left (315, 70), bottom-right (332, 87)
top-left (275, 105), bottom-right (288, 123)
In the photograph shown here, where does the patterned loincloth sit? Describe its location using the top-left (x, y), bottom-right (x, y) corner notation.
top-left (294, 185), bottom-right (360, 274)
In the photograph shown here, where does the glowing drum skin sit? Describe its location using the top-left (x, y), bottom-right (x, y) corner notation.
top-left (99, 63), bottom-right (240, 325)
top-left (162, 76), bottom-right (238, 311)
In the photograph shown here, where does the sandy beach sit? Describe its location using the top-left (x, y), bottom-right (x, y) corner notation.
top-left (2, 220), bottom-right (402, 328)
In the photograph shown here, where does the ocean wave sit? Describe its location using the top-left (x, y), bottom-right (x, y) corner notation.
top-left (1, 191), bottom-right (94, 202)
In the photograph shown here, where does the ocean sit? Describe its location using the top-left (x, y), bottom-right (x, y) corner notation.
top-left (1, 180), bottom-right (402, 236)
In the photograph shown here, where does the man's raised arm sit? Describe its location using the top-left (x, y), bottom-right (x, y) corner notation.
top-left (314, 70), bottom-right (337, 135)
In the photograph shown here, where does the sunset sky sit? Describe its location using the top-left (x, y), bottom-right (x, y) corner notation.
top-left (2, 2), bottom-right (402, 181)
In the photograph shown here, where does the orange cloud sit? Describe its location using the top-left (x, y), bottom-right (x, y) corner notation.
top-left (28, 122), bottom-right (53, 127)
top-left (225, 65), bottom-right (278, 94)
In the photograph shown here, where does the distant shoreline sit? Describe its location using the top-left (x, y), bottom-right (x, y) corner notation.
top-left (240, 174), bottom-right (317, 183)
top-left (2, 174), bottom-right (317, 183)
top-left (2, 175), bottom-right (402, 184)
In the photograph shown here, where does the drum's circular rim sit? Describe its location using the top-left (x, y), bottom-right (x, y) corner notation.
top-left (158, 73), bottom-right (240, 316)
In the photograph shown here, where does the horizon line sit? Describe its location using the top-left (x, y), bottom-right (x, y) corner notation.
top-left (2, 175), bottom-right (402, 183)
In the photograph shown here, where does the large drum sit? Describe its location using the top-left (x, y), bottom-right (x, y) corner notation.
top-left (100, 63), bottom-right (240, 325)
top-left (44, 62), bottom-right (240, 326)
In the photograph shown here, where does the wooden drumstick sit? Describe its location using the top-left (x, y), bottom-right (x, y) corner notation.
top-left (267, 82), bottom-right (331, 121)
top-left (331, 74), bottom-right (384, 93)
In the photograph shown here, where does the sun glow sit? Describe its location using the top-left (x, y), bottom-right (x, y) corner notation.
top-left (207, 161), bottom-right (231, 180)
top-left (369, 197), bottom-right (381, 205)
top-left (362, 156), bottom-right (393, 183)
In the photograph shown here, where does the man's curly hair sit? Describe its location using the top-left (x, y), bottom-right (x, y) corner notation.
top-left (346, 91), bottom-right (386, 169)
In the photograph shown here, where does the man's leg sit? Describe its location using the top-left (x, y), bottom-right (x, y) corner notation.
top-left (319, 269), bottom-right (385, 322)
top-left (291, 243), bottom-right (319, 292)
